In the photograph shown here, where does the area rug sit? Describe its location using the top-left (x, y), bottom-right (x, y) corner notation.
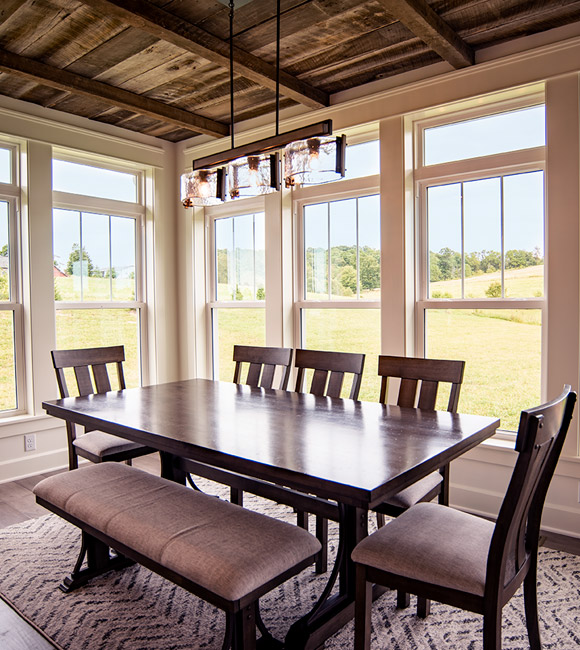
top-left (1, 486), bottom-right (579, 649)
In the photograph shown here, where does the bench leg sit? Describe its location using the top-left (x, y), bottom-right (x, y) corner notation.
top-left (60, 531), bottom-right (134, 593)
top-left (224, 603), bottom-right (257, 650)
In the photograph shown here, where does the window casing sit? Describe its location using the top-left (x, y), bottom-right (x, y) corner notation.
top-left (0, 142), bottom-right (24, 416)
top-left (52, 157), bottom-right (148, 388)
top-left (294, 159), bottom-right (381, 401)
top-left (414, 102), bottom-right (546, 433)
top-left (207, 201), bottom-right (266, 381)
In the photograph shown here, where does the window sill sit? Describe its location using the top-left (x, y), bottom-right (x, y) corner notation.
top-left (0, 413), bottom-right (63, 438)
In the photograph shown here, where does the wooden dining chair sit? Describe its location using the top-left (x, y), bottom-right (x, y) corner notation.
top-left (232, 344), bottom-right (293, 390)
top-left (51, 346), bottom-right (155, 470)
top-left (293, 347), bottom-right (366, 573)
top-left (375, 355), bottom-right (466, 522)
top-left (352, 386), bottom-right (576, 650)
top-left (294, 348), bottom-right (365, 400)
top-left (225, 345), bottom-right (293, 503)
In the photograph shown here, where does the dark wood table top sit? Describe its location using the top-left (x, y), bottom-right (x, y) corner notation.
top-left (43, 378), bottom-right (499, 508)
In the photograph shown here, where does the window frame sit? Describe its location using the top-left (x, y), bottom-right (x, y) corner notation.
top-left (52, 164), bottom-right (149, 385)
top-left (413, 101), bottom-right (547, 435)
top-left (205, 197), bottom-right (267, 379)
top-left (0, 142), bottom-right (25, 416)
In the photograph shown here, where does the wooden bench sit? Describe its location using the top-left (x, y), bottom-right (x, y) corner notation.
top-left (33, 463), bottom-right (321, 650)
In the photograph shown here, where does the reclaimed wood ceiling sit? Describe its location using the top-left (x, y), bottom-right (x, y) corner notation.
top-left (0, 0), bottom-right (579, 142)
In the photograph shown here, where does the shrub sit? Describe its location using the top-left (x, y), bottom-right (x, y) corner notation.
top-left (485, 281), bottom-right (502, 298)
top-left (431, 290), bottom-right (453, 298)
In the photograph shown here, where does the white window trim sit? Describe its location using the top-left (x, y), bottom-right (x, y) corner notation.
top-left (293, 174), bottom-right (381, 352)
top-left (52, 169), bottom-right (150, 385)
top-left (413, 103), bottom-right (547, 435)
top-left (205, 197), bottom-right (267, 379)
top-left (0, 191), bottom-right (26, 416)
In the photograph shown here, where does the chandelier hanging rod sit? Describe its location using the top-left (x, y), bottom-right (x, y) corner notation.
top-left (192, 118), bottom-right (333, 171)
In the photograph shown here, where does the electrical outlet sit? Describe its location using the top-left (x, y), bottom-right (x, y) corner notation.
top-left (24, 434), bottom-right (36, 452)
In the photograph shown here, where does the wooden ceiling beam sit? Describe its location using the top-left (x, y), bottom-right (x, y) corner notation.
top-left (79, 0), bottom-right (329, 109)
top-left (379, 0), bottom-right (474, 68)
top-left (0, 48), bottom-right (229, 137)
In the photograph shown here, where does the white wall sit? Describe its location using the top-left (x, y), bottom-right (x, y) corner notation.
top-left (0, 98), bottom-right (179, 481)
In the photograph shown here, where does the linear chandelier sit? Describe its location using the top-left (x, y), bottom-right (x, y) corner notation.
top-left (181, 0), bottom-right (346, 208)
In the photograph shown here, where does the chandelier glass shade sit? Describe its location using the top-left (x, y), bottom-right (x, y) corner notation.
top-left (227, 152), bottom-right (280, 200)
top-left (284, 134), bottom-right (346, 187)
top-left (180, 168), bottom-right (226, 207)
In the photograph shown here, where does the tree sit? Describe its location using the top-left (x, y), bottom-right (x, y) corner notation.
top-left (335, 264), bottom-right (357, 294)
top-left (0, 272), bottom-right (7, 300)
top-left (0, 244), bottom-right (7, 258)
top-left (505, 249), bottom-right (542, 269)
top-left (359, 247), bottom-right (380, 291)
top-left (66, 244), bottom-right (94, 277)
top-left (436, 247), bottom-right (462, 280)
top-left (478, 250), bottom-right (501, 273)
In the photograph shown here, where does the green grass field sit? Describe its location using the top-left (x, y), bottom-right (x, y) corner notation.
top-left (1, 271), bottom-right (542, 430)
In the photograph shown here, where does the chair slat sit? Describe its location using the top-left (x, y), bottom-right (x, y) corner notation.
top-left (327, 372), bottom-right (345, 398)
top-left (92, 363), bottom-right (112, 393)
top-left (417, 380), bottom-right (438, 410)
top-left (310, 369), bottom-right (329, 396)
top-left (260, 364), bottom-right (276, 389)
top-left (246, 363), bottom-right (262, 387)
top-left (74, 366), bottom-right (94, 396)
top-left (398, 378), bottom-right (418, 408)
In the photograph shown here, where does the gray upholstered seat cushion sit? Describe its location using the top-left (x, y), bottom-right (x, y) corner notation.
top-left (382, 471), bottom-right (443, 509)
top-left (352, 502), bottom-right (494, 596)
top-left (34, 463), bottom-right (321, 602)
top-left (73, 431), bottom-right (146, 457)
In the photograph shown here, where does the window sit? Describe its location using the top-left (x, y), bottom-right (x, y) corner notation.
top-left (416, 103), bottom-right (545, 431)
top-left (0, 144), bottom-right (23, 414)
top-left (297, 192), bottom-right (380, 400)
top-left (209, 210), bottom-right (266, 381)
top-left (423, 105), bottom-right (545, 165)
top-left (52, 159), bottom-right (138, 202)
top-left (344, 140), bottom-right (380, 179)
top-left (52, 158), bottom-right (146, 388)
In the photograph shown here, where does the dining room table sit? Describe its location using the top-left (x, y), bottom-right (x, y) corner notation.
top-left (42, 377), bottom-right (500, 649)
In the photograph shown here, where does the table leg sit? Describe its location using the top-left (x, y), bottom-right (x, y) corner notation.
top-left (285, 503), bottom-right (368, 649)
top-left (159, 451), bottom-right (187, 484)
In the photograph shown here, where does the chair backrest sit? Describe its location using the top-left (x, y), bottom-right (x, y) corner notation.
top-left (378, 355), bottom-right (465, 412)
top-left (232, 345), bottom-right (293, 390)
top-left (294, 348), bottom-right (365, 400)
top-left (487, 386), bottom-right (576, 601)
top-left (51, 346), bottom-right (126, 398)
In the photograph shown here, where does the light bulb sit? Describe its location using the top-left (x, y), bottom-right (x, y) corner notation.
top-left (307, 138), bottom-right (321, 171)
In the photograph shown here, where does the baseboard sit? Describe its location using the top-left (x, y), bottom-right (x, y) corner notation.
top-left (0, 449), bottom-right (68, 484)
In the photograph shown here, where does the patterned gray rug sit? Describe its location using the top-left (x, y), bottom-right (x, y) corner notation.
top-left (0, 485), bottom-right (579, 649)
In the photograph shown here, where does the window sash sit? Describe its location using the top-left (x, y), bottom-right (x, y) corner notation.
top-left (0, 191), bottom-right (25, 415)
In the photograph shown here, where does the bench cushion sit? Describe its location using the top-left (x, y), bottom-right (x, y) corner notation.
top-left (34, 464), bottom-right (321, 602)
